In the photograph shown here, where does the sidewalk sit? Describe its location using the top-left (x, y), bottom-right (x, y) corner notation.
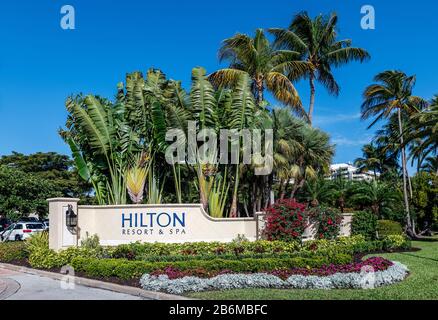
top-left (0, 266), bottom-right (144, 300)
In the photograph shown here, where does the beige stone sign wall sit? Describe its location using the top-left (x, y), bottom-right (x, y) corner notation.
top-left (78, 204), bottom-right (258, 246)
top-left (48, 198), bottom-right (352, 251)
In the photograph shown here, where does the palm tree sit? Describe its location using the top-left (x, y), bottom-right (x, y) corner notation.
top-left (209, 29), bottom-right (309, 116)
top-left (301, 177), bottom-right (333, 208)
top-left (269, 12), bottom-right (370, 125)
top-left (354, 143), bottom-right (382, 179)
top-left (421, 156), bottom-right (438, 174)
top-left (271, 108), bottom-right (305, 200)
top-left (60, 95), bottom-right (141, 205)
top-left (289, 123), bottom-right (334, 198)
top-left (406, 95), bottom-right (437, 173)
top-left (331, 177), bottom-right (353, 213)
top-left (361, 70), bottom-right (428, 233)
top-left (350, 180), bottom-right (401, 218)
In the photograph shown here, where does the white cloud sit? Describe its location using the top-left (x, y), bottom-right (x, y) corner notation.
top-left (314, 113), bottom-right (361, 126)
top-left (331, 134), bottom-right (373, 147)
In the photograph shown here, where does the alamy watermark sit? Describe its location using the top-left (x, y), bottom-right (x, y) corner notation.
top-left (60, 5), bottom-right (75, 30)
top-left (360, 265), bottom-right (376, 289)
top-left (164, 121), bottom-right (273, 175)
top-left (361, 5), bottom-right (375, 30)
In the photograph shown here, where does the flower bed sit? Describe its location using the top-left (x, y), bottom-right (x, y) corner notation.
top-left (71, 252), bottom-right (353, 280)
top-left (150, 257), bottom-right (393, 280)
top-left (140, 260), bottom-right (409, 294)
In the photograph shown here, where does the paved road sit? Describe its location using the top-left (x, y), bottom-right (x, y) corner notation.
top-left (0, 267), bottom-right (143, 300)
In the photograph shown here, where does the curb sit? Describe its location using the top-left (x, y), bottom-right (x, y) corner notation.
top-left (0, 263), bottom-right (193, 300)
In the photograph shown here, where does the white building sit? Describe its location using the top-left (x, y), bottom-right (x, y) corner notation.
top-left (328, 162), bottom-right (379, 181)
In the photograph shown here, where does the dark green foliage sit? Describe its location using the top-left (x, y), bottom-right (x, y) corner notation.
top-left (0, 166), bottom-right (62, 220)
top-left (377, 220), bottom-right (403, 238)
top-left (351, 211), bottom-right (378, 240)
top-left (0, 152), bottom-right (93, 201)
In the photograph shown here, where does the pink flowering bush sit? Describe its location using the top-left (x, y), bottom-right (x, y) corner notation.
top-left (309, 206), bottom-right (343, 240)
top-left (262, 199), bottom-right (308, 241)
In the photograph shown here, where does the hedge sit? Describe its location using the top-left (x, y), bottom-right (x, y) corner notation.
top-left (351, 211), bottom-right (377, 240)
top-left (110, 240), bottom-right (301, 260)
top-left (377, 220), bottom-right (403, 238)
top-left (71, 253), bottom-right (353, 280)
top-left (0, 242), bottom-right (28, 263)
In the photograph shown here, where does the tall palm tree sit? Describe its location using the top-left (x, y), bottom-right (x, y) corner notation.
top-left (406, 95), bottom-right (437, 173)
top-left (271, 108), bottom-right (304, 200)
top-left (361, 70), bottom-right (427, 233)
top-left (269, 12), bottom-right (370, 125)
top-left (289, 123), bottom-right (334, 198)
top-left (209, 29), bottom-right (309, 116)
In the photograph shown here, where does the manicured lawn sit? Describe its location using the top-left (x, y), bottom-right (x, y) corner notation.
top-left (188, 241), bottom-right (438, 300)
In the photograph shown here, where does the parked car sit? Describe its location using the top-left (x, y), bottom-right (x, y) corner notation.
top-left (42, 219), bottom-right (49, 230)
top-left (0, 222), bottom-right (45, 241)
top-left (0, 218), bottom-right (12, 232)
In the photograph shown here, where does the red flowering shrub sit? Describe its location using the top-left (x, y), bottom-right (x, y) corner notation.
top-left (309, 206), bottom-right (343, 240)
top-left (263, 199), bottom-right (308, 242)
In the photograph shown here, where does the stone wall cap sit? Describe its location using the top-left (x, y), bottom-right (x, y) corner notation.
top-left (47, 198), bottom-right (81, 202)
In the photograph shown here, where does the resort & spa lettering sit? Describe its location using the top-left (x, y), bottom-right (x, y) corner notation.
top-left (121, 212), bottom-right (186, 236)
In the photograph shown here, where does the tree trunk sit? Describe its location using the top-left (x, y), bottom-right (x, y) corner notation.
top-left (230, 164), bottom-right (240, 218)
top-left (290, 178), bottom-right (305, 199)
top-left (339, 197), bottom-right (345, 213)
top-left (255, 75), bottom-right (264, 106)
top-left (397, 108), bottom-right (413, 233)
top-left (308, 73), bottom-right (316, 126)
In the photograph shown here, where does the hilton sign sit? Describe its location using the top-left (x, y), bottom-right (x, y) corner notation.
top-left (47, 198), bottom-right (352, 251)
top-left (47, 198), bottom-right (261, 251)
top-left (121, 212), bottom-right (187, 236)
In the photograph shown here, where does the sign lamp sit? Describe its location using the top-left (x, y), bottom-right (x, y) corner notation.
top-left (66, 204), bottom-right (78, 229)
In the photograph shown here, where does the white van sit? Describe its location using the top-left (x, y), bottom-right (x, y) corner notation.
top-left (0, 222), bottom-right (45, 241)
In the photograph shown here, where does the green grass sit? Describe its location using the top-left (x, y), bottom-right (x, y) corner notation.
top-left (188, 241), bottom-right (438, 300)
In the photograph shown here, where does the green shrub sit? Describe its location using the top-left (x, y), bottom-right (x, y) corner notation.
top-left (110, 240), bottom-right (301, 260)
top-left (383, 235), bottom-right (411, 251)
top-left (81, 233), bottom-right (101, 250)
top-left (0, 242), bottom-right (28, 262)
top-left (72, 252), bottom-right (353, 280)
top-left (351, 211), bottom-right (377, 240)
top-left (26, 232), bottom-right (107, 269)
top-left (377, 220), bottom-right (403, 238)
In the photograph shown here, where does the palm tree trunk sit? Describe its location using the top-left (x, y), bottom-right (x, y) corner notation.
top-left (308, 73), bottom-right (316, 126)
top-left (230, 164), bottom-right (240, 218)
top-left (397, 108), bottom-right (413, 233)
top-left (290, 178), bottom-right (305, 199)
top-left (255, 75), bottom-right (264, 106)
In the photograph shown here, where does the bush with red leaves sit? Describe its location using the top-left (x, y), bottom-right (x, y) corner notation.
top-left (309, 206), bottom-right (343, 240)
top-left (262, 199), bottom-right (308, 242)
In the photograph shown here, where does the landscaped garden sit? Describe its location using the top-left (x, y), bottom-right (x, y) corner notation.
top-left (0, 199), bottom-right (418, 297)
top-left (0, 9), bottom-right (437, 301)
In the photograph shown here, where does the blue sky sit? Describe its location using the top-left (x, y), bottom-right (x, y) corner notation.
top-left (0, 0), bottom-right (437, 167)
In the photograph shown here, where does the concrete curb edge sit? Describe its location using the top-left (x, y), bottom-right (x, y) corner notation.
top-left (0, 263), bottom-right (194, 300)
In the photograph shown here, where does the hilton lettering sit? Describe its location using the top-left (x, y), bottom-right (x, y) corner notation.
top-left (121, 212), bottom-right (186, 228)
